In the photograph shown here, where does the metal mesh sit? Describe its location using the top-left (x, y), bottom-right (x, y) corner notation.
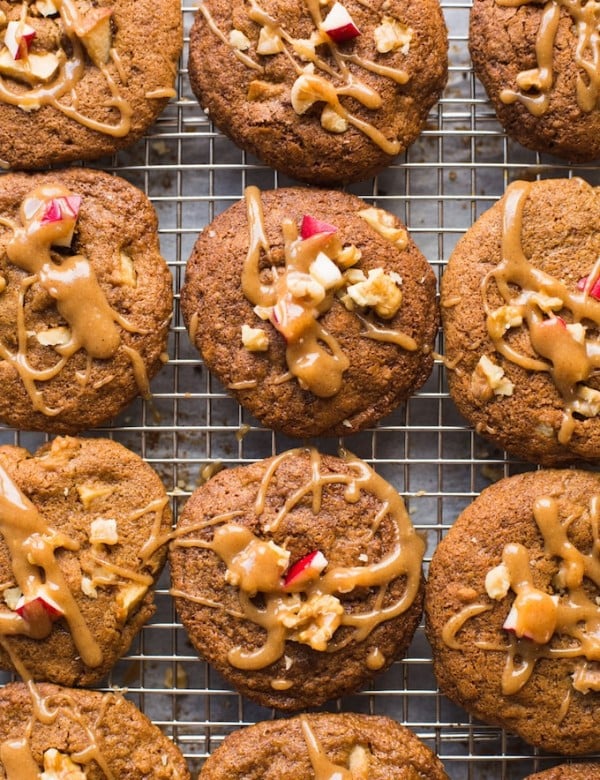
top-left (2, 1), bottom-right (600, 778)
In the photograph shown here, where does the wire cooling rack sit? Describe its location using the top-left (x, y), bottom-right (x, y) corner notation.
top-left (2, 1), bottom-right (600, 778)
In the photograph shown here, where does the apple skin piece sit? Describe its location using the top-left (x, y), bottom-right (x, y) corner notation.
top-left (577, 275), bottom-right (600, 301)
top-left (4, 20), bottom-right (36, 61)
top-left (283, 550), bottom-right (328, 591)
top-left (15, 595), bottom-right (63, 640)
top-left (321, 2), bottom-right (361, 44)
top-left (300, 214), bottom-right (338, 239)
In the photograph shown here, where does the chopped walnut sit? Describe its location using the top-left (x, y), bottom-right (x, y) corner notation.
top-left (241, 324), bottom-right (269, 352)
top-left (281, 592), bottom-right (344, 651)
top-left (286, 269), bottom-right (326, 303)
top-left (226, 538), bottom-right (290, 595)
top-left (486, 305), bottom-right (523, 339)
top-left (470, 355), bottom-right (514, 402)
top-left (484, 562), bottom-right (511, 600)
top-left (374, 17), bottom-right (412, 54)
top-left (256, 26), bottom-right (284, 55)
top-left (320, 105), bottom-right (347, 133)
top-left (346, 267), bottom-right (403, 319)
top-left (229, 28), bottom-right (251, 50)
top-left (40, 749), bottom-right (86, 780)
top-left (357, 207), bottom-right (408, 248)
top-left (335, 244), bottom-right (362, 268)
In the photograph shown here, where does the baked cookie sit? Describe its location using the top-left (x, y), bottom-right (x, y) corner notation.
top-left (0, 0), bottom-right (182, 169)
top-left (525, 765), bottom-right (600, 780)
top-left (0, 681), bottom-right (190, 779)
top-left (169, 447), bottom-right (424, 711)
top-left (442, 176), bottom-right (600, 465)
top-left (0, 435), bottom-right (171, 687)
top-left (188, 0), bottom-right (447, 184)
top-left (425, 468), bottom-right (600, 754)
top-left (199, 712), bottom-right (448, 779)
top-left (470, 0), bottom-right (600, 161)
top-left (0, 167), bottom-right (172, 433)
top-left (181, 186), bottom-right (438, 438)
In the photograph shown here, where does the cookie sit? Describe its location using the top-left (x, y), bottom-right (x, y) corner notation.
top-left (188, 0), bottom-right (447, 184)
top-left (0, 435), bottom-right (171, 687)
top-left (0, 0), bottom-right (182, 170)
top-left (169, 447), bottom-right (424, 711)
top-left (425, 468), bottom-right (600, 754)
top-left (441, 176), bottom-right (600, 465)
top-left (181, 186), bottom-right (438, 438)
top-left (525, 766), bottom-right (600, 780)
top-left (199, 712), bottom-right (448, 779)
top-left (0, 681), bottom-right (190, 779)
top-left (470, 0), bottom-right (600, 161)
top-left (0, 167), bottom-right (172, 433)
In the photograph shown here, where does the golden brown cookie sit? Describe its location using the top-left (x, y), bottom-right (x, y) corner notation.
top-left (442, 176), bottom-right (600, 465)
top-left (525, 765), bottom-right (600, 780)
top-left (199, 713), bottom-right (448, 779)
top-left (181, 186), bottom-right (438, 438)
top-left (188, 0), bottom-right (447, 184)
top-left (0, 167), bottom-right (172, 433)
top-left (425, 468), bottom-right (600, 754)
top-left (169, 448), bottom-right (424, 711)
top-left (0, 436), bottom-right (171, 687)
top-left (470, 0), bottom-right (600, 161)
top-left (0, 0), bottom-right (182, 169)
top-left (0, 681), bottom-right (190, 779)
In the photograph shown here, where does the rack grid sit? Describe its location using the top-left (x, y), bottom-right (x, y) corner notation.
top-left (2, 1), bottom-right (600, 778)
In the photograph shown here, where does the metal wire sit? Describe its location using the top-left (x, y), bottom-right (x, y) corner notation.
top-left (2, 1), bottom-right (600, 778)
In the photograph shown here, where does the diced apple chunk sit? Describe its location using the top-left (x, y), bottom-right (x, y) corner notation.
top-left (0, 48), bottom-right (59, 85)
top-left (76, 7), bottom-right (113, 67)
top-left (4, 20), bottom-right (36, 61)
top-left (321, 2), bottom-right (361, 43)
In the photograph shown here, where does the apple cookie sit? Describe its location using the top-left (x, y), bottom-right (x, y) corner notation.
top-left (0, 167), bottom-right (172, 433)
top-left (442, 176), bottom-right (600, 465)
top-left (0, 435), bottom-right (172, 687)
top-left (0, 0), bottom-right (182, 170)
top-left (199, 712), bottom-right (449, 779)
top-left (470, 0), bottom-right (600, 162)
top-left (169, 447), bottom-right (425, 711)
top-left (181, 186), bottom-right (438, 438)
top-left (425, 468), bottom-right (600, 754)
top-left (525, 766), bottom-right (600, 780)
top-left (0, 681), bottom-right (191, 779)
top-left (188, 0), bottom-right (447, 184)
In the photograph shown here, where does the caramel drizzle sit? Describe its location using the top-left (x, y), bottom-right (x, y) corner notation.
top-left (300, 716), bottom-right (354, 780)
top-left (497, 0), bottom-right (600, 116)
top-left (1, 183), bottom-right (149, 417)
top-left (171, 448), bottom-right (424, 674)
top-left (241, 186), bottom-right (413, 398)
top-left (0, 0), bottom-right (134, 137)
top-left (482, 179), bottom-right (600, 443)
top-left (442, 493), bottom-right (600, 699)
top-left (200, 0), bottom-right (411, 155)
